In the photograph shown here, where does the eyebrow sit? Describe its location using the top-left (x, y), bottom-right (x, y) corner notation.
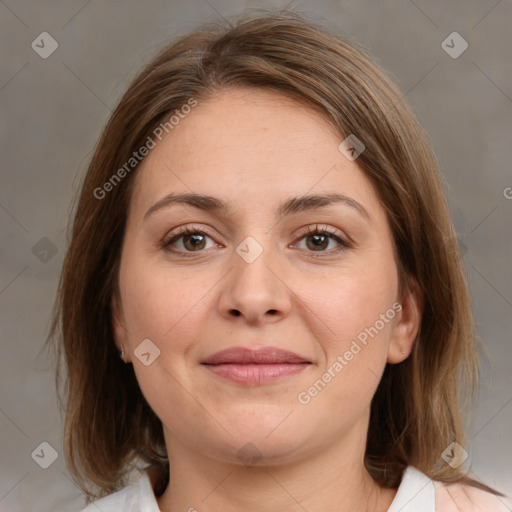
top-left (143, 192), bottom-right (371, 222)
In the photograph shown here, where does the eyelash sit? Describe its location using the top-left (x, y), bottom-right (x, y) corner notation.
top-left (161, 224), bottom-right (351, 258)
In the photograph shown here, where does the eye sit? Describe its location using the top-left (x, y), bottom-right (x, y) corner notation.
top-left (292, 224), bottom-right (351, 255)
top-left (162, 226), bottom-right (219, 254)
top-left (161, 224), bottom-right (351, 257)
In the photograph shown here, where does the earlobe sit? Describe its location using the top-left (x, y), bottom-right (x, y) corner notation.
top-left (387, 278), bottom-right (423, 364)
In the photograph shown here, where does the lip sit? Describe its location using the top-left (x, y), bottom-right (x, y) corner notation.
top-left (201, 347), bottom-right (312, 386)
top-left (201, 347), bottom-right (310, 365)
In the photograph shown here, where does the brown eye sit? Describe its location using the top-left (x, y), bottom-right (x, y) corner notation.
top-left (162, 228), bottom-right (217, 253)
top-left (294, 226), bottom-right (350, 254)
top-left (305, 233), bottom-right (330, 251)
top-left (182, 233), bottom-right (207, 251)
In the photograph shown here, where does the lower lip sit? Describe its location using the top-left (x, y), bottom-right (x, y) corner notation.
top-left (202, 363), bottom-right (310, 385)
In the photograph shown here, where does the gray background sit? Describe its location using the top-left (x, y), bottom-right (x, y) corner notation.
top-left (1, 0), bottom-right (511, 510)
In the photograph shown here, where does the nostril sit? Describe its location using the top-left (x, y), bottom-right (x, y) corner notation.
top-left (267, 309), bottom-right (278, 315)
top-left (230, 309), bottom-right (241, 316)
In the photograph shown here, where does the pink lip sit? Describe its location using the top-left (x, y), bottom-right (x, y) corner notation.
top-left (201, 347), bottom-right (311, 385)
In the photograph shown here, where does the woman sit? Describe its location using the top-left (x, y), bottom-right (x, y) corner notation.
top-left (47, 9), bottom-right (511, 511)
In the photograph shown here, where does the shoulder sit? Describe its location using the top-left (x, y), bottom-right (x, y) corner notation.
top-left (389, 466), bottom-right (512, 512)
top-left (78, 469), bottom-right (160, 512)
top-left (434, 479), bottom-right (512, 512)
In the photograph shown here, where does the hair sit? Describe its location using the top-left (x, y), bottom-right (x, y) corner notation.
top-left (46, 8), bottom-right (504, 502)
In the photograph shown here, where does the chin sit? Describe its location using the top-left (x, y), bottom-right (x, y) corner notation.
top-left (206, 423), bottom-right (313, 466)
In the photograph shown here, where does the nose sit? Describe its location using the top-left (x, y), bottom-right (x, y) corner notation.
top-left (217, 240), bottom-right (292, 326)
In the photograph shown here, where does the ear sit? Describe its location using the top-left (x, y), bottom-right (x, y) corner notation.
top-left (111, 292), bottom-right (129, 361)
top-left (387, 277), bottom-right (423, 364)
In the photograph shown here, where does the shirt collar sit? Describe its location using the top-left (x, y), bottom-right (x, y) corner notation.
top-left (387, 466), bottom-right (435, 512)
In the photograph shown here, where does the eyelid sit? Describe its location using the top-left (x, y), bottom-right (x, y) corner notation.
top-left (290, 224), bottom-right (352, 253)
top-left (161, 224), bottom-right (220, 247)
top-left (293, 223), bottom-right (348, 242)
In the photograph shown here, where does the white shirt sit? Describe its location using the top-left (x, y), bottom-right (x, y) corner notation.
top-left (80, 465), bottom-right (512, 511)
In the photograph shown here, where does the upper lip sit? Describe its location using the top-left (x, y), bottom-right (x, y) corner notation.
top-left (201, 347), bottom-right (311, 365)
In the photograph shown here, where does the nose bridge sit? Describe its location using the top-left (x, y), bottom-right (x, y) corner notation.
top-left (234, 233), bottom-right (281, 297)
top-left (218, 232), bottom-right (291, 322)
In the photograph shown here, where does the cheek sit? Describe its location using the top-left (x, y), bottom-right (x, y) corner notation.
top-left (297, 260), bottom-right (398, 351)
top-left (295, 256), bottom-right (398, 410)
top-left (119, 253), bottom-right (210, 353)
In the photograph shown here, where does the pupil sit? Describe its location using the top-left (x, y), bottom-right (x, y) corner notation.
top-left (308, 234), bottom-right (328, 250)
top-left (185, 234), bottom-right (205, 250)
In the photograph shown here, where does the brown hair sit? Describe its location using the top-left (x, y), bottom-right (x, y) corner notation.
top-left (46, 8), bottom-right (503, 501)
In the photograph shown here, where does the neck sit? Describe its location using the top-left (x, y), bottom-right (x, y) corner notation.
top-left (155, 422), bottom-right (397, 512)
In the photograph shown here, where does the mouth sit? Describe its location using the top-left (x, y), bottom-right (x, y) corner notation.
top-left (201, 347), bottom-right (312, 385)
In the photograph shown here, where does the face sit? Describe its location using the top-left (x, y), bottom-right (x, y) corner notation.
top-left (112, 88), bottom-right (420, 466)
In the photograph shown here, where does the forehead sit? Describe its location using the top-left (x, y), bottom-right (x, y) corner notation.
top-left (129, 88), bottom-right (381, 222)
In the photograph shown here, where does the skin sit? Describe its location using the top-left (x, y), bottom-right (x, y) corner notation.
top-left (112, 88), bottom-right (422, 512)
